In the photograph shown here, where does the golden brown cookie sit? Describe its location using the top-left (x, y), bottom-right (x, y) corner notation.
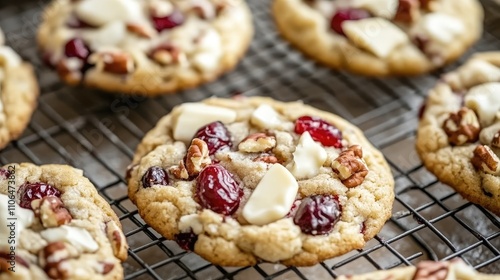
top-left (417, 52), bottom-right (500, 216)
top-left (0, 163), bottom-right (128, 279)
top-left (127, 96), bottom-right (394, 266)
top-left (37, 0), bottom-right (253, 96)
top-left (272, 0), bottom-right (483, 76)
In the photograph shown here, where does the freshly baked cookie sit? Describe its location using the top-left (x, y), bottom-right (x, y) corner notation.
top-left (0, 28), bottom-right (39, 149)
top-left (127, 96), bottom-right (394, 266)
top-left (37, 0), bottom-right (253, 96)
top-left (0, 163), bottom-right (128, 279)
top-left (272, 0), bottom-right (483, 76)
top-left (337, 258), bottom-right (499, 280)
top-left (417, 52), bottom-right (500, 216)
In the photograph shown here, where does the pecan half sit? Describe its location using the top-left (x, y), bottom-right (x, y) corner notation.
top-left (39, 242), bottom-right (79, 279)
top-left (471, 145), bottom-right (500, 174)
top-left (331, 145), bottom-right (368, 188)
top-left (105, 220), bottom-right (128, 261)
top-left (442, 107), bottom-right (480, 146)
top-left (394, 0), bottom-right (420, 23)
top-left (413, 260), bottom-right (449, 280)
top-left (32, 196), bottom-right (72, 228)
top-left (238, 133), bottom-right (277, 153)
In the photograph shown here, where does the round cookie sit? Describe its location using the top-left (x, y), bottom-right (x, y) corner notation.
top-left (37, 0), bottom-right (253, 96)
top-left (127, 96), bottom-right (394, 266)
top-left (417, 52), bottom-right (500, 216)
top-left (0, 163), bottom-right (128, 279)
top-left (272, 0), bottom-right (483, 76)
top-left (0, 28), bottom-right (39, 149)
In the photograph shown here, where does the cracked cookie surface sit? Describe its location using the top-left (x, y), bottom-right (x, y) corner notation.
top-left (127, 96), bottom-right (394, 266)
top-left (0, 163), bottom-right (128, 280)
top-left (272, 0), bottom-right (482, 76)
top-left (417, 52), bottom-right (500, 216)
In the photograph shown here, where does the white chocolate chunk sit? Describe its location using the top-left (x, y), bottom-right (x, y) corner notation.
top-left (250, 104), bottom-right (282, 129)
top-left (173, 103), bottom-right (237, 142)
top-left (412, 13), bottom-right (464, 44)
top-left (192, 52), bottom-right (220, 72)
top-left (75, 0), bottom-right (142, 26)
top-left (0, 194), bottom-right (34, 248)
top-left (355, 0), bottom-right (398, 19)
top-left (178, 214), bottom-right (203, 234)
top-left (197, 30), bottom-right (222, 53)
top-left (287, 132), bottom-right (327, 179)
top-left (465, 82), bottom-right (500, 127)
top-left (40, 225), bottom-right (98, 252)
top-left (0, 46), bottom-right (22, 68)
top-left (342, 18), bottom-right (409, 58)
top-left (312, 0), bottom-right (336, 18)
top-left (83, 21), bottom-right (126, 50)
top-left (242, 164), bottom-right (298, 226)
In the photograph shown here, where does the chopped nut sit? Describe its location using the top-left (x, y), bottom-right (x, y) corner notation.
top-left (442, 107), bottom-right (480, 146)
top-left (126, 23), bottom-right (156, 38)
top-left (38, 241), bottom-right (78, 268)
top-left (253, 154), bottom-right (279, 164)
top-left (96, 261), bottom-right (115, 275)
top-left (89, 51), bottom-right (134, 74)
top-left (471, 145), bottom-right (500, 174)
top-left (170, 161), bottom-right (189, 180)
top-left (56, 59), bottom-right (83, 85)
top-left (151, 45), bottom-right (185, 66)
top-left (185, 138), bottom-right (212, 177)
top-left (394, 0), bottom-right (420, 23)
top-left (32, 196), bottom-right (72, 228)
top-left (331, 145), bottom-right (368, 188)
top-left (105, 220), bottom-right (128, 260)
top-left (413, 260), bottom-right (449, 280)
top-left (45, 260), bottom-right (71, 279)
top-left (238, 133), bottom-right (277, 153)
top-left (492, 130), bottom-right (500, 148)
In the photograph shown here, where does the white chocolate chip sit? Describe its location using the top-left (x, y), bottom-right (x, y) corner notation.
top-left (173, 103), bottom-right (237, 142)
top-left (75, 0), bottom-right (142, 26)
top-left (411, 13), bottom-right (464, 44)
top-left (192, 52), bottom-right (220, 72)
top-left (82, 21), bottom-right (126, 50)
top-left (354, 0), bottom-right (398, 19)
top-left (242, 164), bottom-right (298, 226)
top-left (250, 104), bottom-right (283, 129)
top-left (287, 132), bottom-right (327, 179)
top-left (0, 194), bottom-right (34, 248)
top-left (40, 225), bottom-right (99, 253)
top-left (465, 82), bottom-right (500, 127)
top-left (342, 18), bottom-right (409, 58)
top-left (178, 214), bottom-right (203, 234)
top-left (312, 0), bottom-right (336, 18)
top-left (0, 46), bottom-right (22, 68)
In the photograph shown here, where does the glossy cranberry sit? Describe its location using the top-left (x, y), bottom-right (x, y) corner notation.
top-left (141, 166), bottom-right (169, 188)
top-left (294, 116), bottom-right (343, 148)
top-left (196, 165), bottom-right (242, 215)
top-left (193, 121), bottom-right (232, 156)
top-left (174, 231), bottom-right (198, 251)
top-left (64, 38), bottom-right (90, 61)
top-left (330, 8), bottom-right (371, 35)
top-left (293, 195), bottom-right (341, 235)
top-left (0, 168), bottom-right (11, 179)
top-left (18, 182), bottom-right (61, 209)
top-left (152, 10), bottom-right (185, 32)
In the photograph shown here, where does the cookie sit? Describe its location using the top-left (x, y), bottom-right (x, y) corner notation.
top-left (37, 0), bottom-right (253, 96)
top-left (127, 96), bottom-right (394, 266)
top-left (417, 52), bottom-right (500, 216)
top-left (0, 28), bottom-right (39, 149)
top-left (272, 0), bottom-right (483, 76)
top-left (337, 258), bottom-right (499, 280)
top-left (0, 163), bottom-right (128, 279)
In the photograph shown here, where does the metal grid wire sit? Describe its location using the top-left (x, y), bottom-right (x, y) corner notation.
top-left (0, 0), bottom-right (499, 278)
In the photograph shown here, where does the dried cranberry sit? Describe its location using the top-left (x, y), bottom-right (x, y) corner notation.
top-left (293, 195), bottom-right (341, 235)
top-left (174, 231), bottom-right (198, 251)
top-left (193, 121), bottom-right (232, 156)
top-left (294, 116), bottom-right (343, 148)
top-left (152, 10), bottom-right (185, 32)
top-left (196, 165), bottom-right (242, 215)
top-left (141, 166), bottom-right (169, 188)
top-left (330, 8), bottom-right (371, 35)
top-left (0, 168), bottom-right (11, 179)
top-left (18, 182), bottom-right (61, 209)
top-left (64, 38), bottom-right (90, 61)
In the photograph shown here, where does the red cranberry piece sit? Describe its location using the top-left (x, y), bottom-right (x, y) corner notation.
top-left (193, 121), bottom-right (232, 156)
top-left (64, 38), bottom-right (90, 61)
top-left (174, 230), bottom-right (198, 251)
top-left (0, 168), bottom-right (11, 179)
top-left (196, 165), bottom-right (242, 215)
top-left (330, 8), bottom-right (371, 35)
top-left (18, 182), bottom-right (61, 209)
top-left (152, 10), bottom-right (185, 32)
top-left (294, 116), bottom-right (343, 148)
top-left (141, 166), bottom-right (169, 188)
top-left (293, 195), bottom-right (341, 235)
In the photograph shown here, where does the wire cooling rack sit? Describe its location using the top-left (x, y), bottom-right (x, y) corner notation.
top-left (0, 0), bottom-right (499, 279)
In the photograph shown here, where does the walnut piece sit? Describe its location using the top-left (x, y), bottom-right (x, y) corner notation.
top-left (491, 130), bottom-right (500, 149)
top-left (56, 58), bottom-right (82, 85)
top-left (171, 138), bottom-right (212, 179)
top-left (39, 242), bottom-right (79, 279)
top-left (442, 107), bottom-right (480, 146)
top-left (151, 45), bottom-right (186, 66)
top-left (413, 260), bottom-right (449, 280)
top-left (238, 133), bottom-right (277, 153)
top-left (105, 220), bottom-right (128, 260)
top-left (89, 51), bottom-right (135, 74)
top-left (331, 145), bottom-right (368, 188)
top-left (31, 196), bottom-right (72, 228)
top-left (253, 154), bottom-right (279, 164)
top-left (394, 0), bottom-right (420, 23)
top-left (471, 145), bottom-right (500, 174)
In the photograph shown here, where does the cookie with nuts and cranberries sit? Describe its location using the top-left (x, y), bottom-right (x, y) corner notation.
top-left (416, 52), bottom-right (500, 216)
top-left (37, 0), bottom-right (253, 96)
top-left (272, 0), bottom-right (482, 76)
top-left (0, 28), bottom-right (39, 150)
top-left (127, 96), bottom-right (394, 266)
top-left (0, 163), bottom-right (128, 279)
top-left (337, 258), bottom-right (499, 280)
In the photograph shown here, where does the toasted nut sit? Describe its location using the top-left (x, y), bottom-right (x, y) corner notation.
top-left (45, 260), bottom-right (71, 279)
top-left (126, 23), bottom-right (156, 38)
top-left (471, 145), bottom-right (500, 174)
top-left (105, 220), bottom-right (128, 261)
top-left (253, 154), bottom-right (279, 164)
top-left (491, 130), bottom-right (500, 149)
top-left (96, 261), bottom-right (115, 275)
top-left (443, 107), bottom-right (480, 146)
top-left (32, 196), bottom-right (72, 228)
top-left (38, 241), bottom-right (78, 268)
top-left (90, 51), bottom-right (134, 74)
top-left (151, 45), bottom-right (185, 66)
top-left (185, 138), bottom-right (212, 177)
top-left (413, 260), bottom-right (450, 280)
top-left (238, 133), bottom-right (277, 153)
top-left (331, 145), bottom-right (368, 188)
top-left (394, 0), bottom-right (420, 23)
top-left (56, 59), bottom-right (83, 85)
top-left (170, 161), bottom-right (189, 180)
